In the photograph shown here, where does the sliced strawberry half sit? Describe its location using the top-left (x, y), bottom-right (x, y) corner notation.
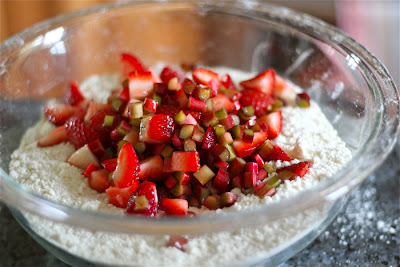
top-left (129, 71), bottom-right (154, 100)
top-left (239, 69), bottom-right (276, 95)
top-left (276, 161), bottom-right (311, 181)
top-left (65, 80), bottom-right (86, 106)
top-left (192, 68), bottom-right (219, 85)
top-left (139, 114), bottom-right (175, 144)
top-left (37, 125), bottom-right (69, 147)
top-left (232, 132), bottom-right (268, 158)
top-left (211, 93), bottom-right (235, 113)
top-left (112, 142), bottom-right (140, 188)
top-left (259, 140), bottom-right (292, 162)
top-left (106, 181), bottom-right (139, 208)
top-left (67, 144), bottom-right (100, 170)
top-left (161, 198), bottom-right (188, 216)
top-left (274, 74), bottom-right (297, 106)
top-left (240, 89), bottom-right (277, 116)
top-left (126, 181), bottom-right (158, 216)
top-left (121, 53), bottom-right (145, 78)
top-left (257, 111), bottom-right (282, 139)
top-left (44, 104), bottom-right (77, 125)
top-left (65, 117), bottom-right (91, 148)
top-left (171, 151), bottom-right (200, 172)
top-left (160, 66), bottom-right (186, 84)
top-left (139, 155), bottom-right (165, 181)
top-left (88, 169), bottom-right (111, 193)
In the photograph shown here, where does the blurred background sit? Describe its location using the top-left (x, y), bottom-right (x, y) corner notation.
top-left (1, 0), bottom-right (398, 86)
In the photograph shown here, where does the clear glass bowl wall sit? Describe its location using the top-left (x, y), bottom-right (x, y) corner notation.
top-left (0, 1), bottom-right (398, 265)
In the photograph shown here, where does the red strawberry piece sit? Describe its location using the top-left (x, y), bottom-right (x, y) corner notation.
top-left (240, 89), bottom-right (277, 116)
top-left (171, 151), bottom-right (200, 172)
top-left (139, 155), bottom-right (165, 180)
top-left (67, 144), bottom-right (100, 170)
top-left (220, 74), bottom-right (237, 90)
top-left (259, 140), bottom-right (292, 162)
top-left (129, 71), bottom-right (154, 100)
top-left (257, 111), bottom-right (282, 139)
top-left (208, 79), bottom-right (219, 98)
top-left (192, 68), bottom-right (219, 85)
top-left (112, 143), bottom-right (140, 188)
top-left (276, 161), bottom-right (311, 181)
top-left (65, 80), bottom-right (85, 106)
top-left (239, 68), bottom-right (276, 95)
top-left (139, 114), bottom-right (175, 144)
top-left (84, 101), bottom-right (112, 124)
top-left (37, 125), bottom-right (69, 147)
top-left (126, 181), bottom-right (158, 216)
top-left (143, 98), bottom-right (158, 113)
top-left (164, 175), bottom-right (177, 190)
top-left (274, 74), bottom-right (297, 106)
top-left (101, 158), bottom-right (118, 172)
top-left (87, 139), bottom-right (106, 157)
top-left (121, 53), bottom-right (145, 78)
top-left (187, 97), bottom-right (207, 112)
top-left (82, 163), bottom-right (100, 178)
top-left (44, 104), bottom-right (77, 125)
top-left (65, 117), bottom-right (90, 148)
top-left (232, 131), bottom-right (268, 158)
top-left (160, 66), bottom-right (186, 84)
top-left (154, 83), bottom-right (168, 96)
top-left (212, 168), bottom-right (230, 193)
top-left (161, 198), bottom-right (188, 216)
top-left (167, 236), bottom-right (188, 251)
top-left (211, 93), bottom-right (235, 113)
top-left (175, 89), bottom-right (189, 107)
top-left (119, 86), bottom-right (130, 102)
top-left (88, 169), bottom-right (111, 193)
top-left (202, 125), bottom-right (217, 150)
top-left (157, 185), bottom-right (174, 206)
top-left (106, 182), bottom-right (139, 208)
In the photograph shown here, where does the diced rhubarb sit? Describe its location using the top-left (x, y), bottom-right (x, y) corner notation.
top-left (193, 165), bottom-right (215, 185)
top-left (203, 195), bottom-right (220, 210)
top-left (171, 151), bottom-right (200, 172)
top-left (88, 169), bottom-right (111, 193)
top-left (126, 181), bottom-right (158, 216)
top-left (123, 127), bottom-right (140, 146)
top-left (232, 131), bottom-right (268, 158)
top-left (228, 157), bottom-right (246, 177)
top-left (257, 169), bottom-right (268, 181)
top-left (258, 140), bottom-right (292, 161)
top-left (220, 192), bottom-right (238, 207)
top-left (139, 114), bottom-right (175, 144)
top-left (101, 158), bottom-right (118, 172)
top-left (106, 182), bottom-right (139, 208)
top-left (244, 162), bottom-right (258, 173)
top-left (296, 92), bottom-right (311, 108)
top-left (67, 144), bottom-right (100, 170)
top-left (242, 172), bottom-right (257, 189)
top-left (139, 156), bottom-right (165, 181)
top-left (164, 175), bottom-right (177, 190)
top-left (37, 126), bottom-right (69, 147)
top-left (239, 68), bottom-right (276, 95)
top-left (87, 139), bottom-right (106, 157)
top-left (212, 168), bottom-right (230, 193)
top-left (161, 198), bottom-right (188, 216)
top-left (112, 143), bottom-right (140, 188)
top-left (254, 183), bottom-right (276, 198)
top-left (129, 71), bottom-right (154, 100)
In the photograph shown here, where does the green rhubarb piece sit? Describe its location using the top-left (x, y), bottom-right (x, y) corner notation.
top-left (254, 183), bottom-right (274, 198)
top-left (168, 77), bottom-right (180, 91)
top-left (241, 105), bottom-right (255, 116)
top-left (218, 132), bottom-right (233, 145)
top-left (214, 124), bottom-right (225, 136)
top-left (184, 139), bottom-right (196, 151)
top-left (265, 175), bottom-right (281, 187)
top-left (174, 172), bottom-right (189, 184)
top-left (111, 98), bottom-right (124, 113)
top-left (161, 145), bottom-right (174, 158)
top-left (230, 125), bottom-right (241, 139)
top-left (223, 144), bottom-right (237, 163)
top-left (215, 108), bottom-right (228, 120)
top-left (117, 140), bottom-right (128, 151)
top-left (203, 195), bottom-right (220, 210)
top-left (251, 123), bottom-right (261, 132)
top-left (171, 184), bottom-right (184, 197)
top-left (116, 123), bottom-right (129, 136)
top-left (183, 83), bottom-right (195, 95)
top-left (244, 128), bottom-right (254, 136)
top-left (174, 110), bottom-right (187, 125)
top-left (218, 84), bottom-right (227, 94)
top-left (278, 170), bottom-right (294, 181)
top-left (130, 102), bottom-right (143, 119)
top-left (134, 196), bottom-right (149, 211)
top-left (103, 115), bottom-right (115, 128)
top-left (217, 147), bottom-right (230, 162)
top-left (206, 99), bottom-right (213, 112)
top-left (220, 192), bottom-right (238, 207)
top-left (238, 110), bottom-right (251, 121)
top-left (242, 188), bottom-right (254, 195)
top-left (198, 87), bottom-right (211, 101)
top-left (263, 163), bottom-right (275, 174)
top-left (271, 99), bottom-right (283, 111)
top-left (297, 99), bottom-right (310, 108)
top-left (231, 115), bottom-right (240, 126)
top-left (108, 171), bottom-right (114, 184)
top-left (134, 141), bottom-right (146, 155)
top-left (180, 125), bottom-right (194, 139)
top-left (152, 94), bottom-right (162, 105)
top-left (193, 165), bottom-right (215, 185)
top-left (130, 118), bottom-right (141, 127)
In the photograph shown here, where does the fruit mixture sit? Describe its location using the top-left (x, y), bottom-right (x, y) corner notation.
top-left (37, 53), bottom-right (312, 217)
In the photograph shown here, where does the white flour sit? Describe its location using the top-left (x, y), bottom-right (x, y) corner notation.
top-left (9, 68), bottom-right (352, 266)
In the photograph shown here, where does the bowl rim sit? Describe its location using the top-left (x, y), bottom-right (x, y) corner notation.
top-left (1, 0), bottom-right (399, 235)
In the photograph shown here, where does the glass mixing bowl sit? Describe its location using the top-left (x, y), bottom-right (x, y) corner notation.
top-left (0, 1), bottom-right (398, 266)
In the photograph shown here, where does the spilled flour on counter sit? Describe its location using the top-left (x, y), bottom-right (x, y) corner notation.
top-left (9, 68), bottom-right (352, 266)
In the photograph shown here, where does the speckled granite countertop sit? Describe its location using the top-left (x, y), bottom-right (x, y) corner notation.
top-left (1, 145), bottom-right (399, 267)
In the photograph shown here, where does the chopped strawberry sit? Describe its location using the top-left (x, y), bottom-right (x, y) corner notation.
top-left (37, 126), bottom-right (69, 147)
top-left (88, 169), bottom-right (111, 193)
top-left (87, 139), bottom-right (105, 157)
top-left (259, 140), bottom-right (292, 161)
top-left (167, 236), bottom-right (188, 251)
top-left (82, 163), bottom-right (100, 178)
top-left (88, 110), bottom-right (118, 145)
top-left (276, 161), bottom-right (311, 181)
top-left (240, 89), bottom-right (277, 116)
top-left (160, 66), bottom-right (186, 84)
top-left (106, 182), bottom-right (139, 208)
top-left (127, 181), bottom-right (158, 216)
top-left (202, 125), bottom-right (217, 150)
top-left (112, 143), bottom-right (140, 188)
top-left (239, 69), bottom-right (276, 95)
top-left (119, 86), bottom-right (130, 102)
top-left (220, 74), bottom-right (237, 90)
top-left (123, 127), bottom-right (140, 146)
top-left (192, 68), bottom-right (219, 85)
top-left (67, 144), bottom-right (100, 170)
top-left (101, 158), bottom-right (118, 172)
top-left (274, 74), bottom-right (296, 106)
top-left (121, 53), bottom-right (145, 78)
top-left (65, 80), bottom-right (85, 106)
top-left (139, 114), bottom-right (175, 144)
top-left (44, 104), bottom-right (77, 125)
top-left (232, 132), bottom-right (268, 158)
top-left (129, 71), bottom-right (154, 100)
top-left (84, 101), bottom-right (112, 124)
top-left (161, 198), bottom-right (188, 216)
top-left (257, 111), bottom-right (282, 139)
top-left (211, 93), bottom-right (235, 113)
top-left (171, 151), bottom-right (200, 172)
top-left (65, 117), bottom-right (91, 148)
top-left (139, 156), bottom-right (165, 180)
